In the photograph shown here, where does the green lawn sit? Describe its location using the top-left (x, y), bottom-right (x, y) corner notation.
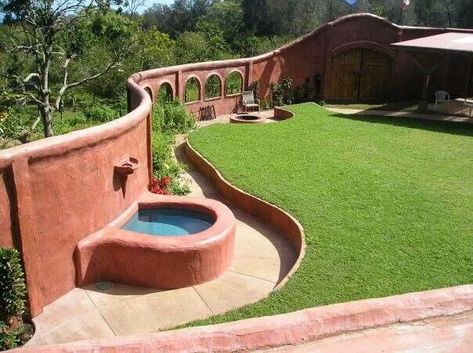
top-left (187, 103), bottom-right (473, 325)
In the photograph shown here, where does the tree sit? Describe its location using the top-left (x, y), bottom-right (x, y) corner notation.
top-left (455, 0), bottom-right (473, 28)
top-left (0, 0), bottom-right (135, 137)
top-left (241, 0), bottom-right (273, 36)
top-left (174, 31), bottom-right (208, 64)
top-left (197, 0), bottom-right (243, 45)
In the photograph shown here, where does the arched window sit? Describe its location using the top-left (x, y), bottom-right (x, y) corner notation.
top-left (205, 74), bottom-right (222, 100)
top-left (158, 82), bottom-right (173, 103)
top-left (144, 87), bottom-right (153, 102)
top-left (185, 77), bottom-right (201, 103)
top-left (226, 71), bottom-right (243, 95)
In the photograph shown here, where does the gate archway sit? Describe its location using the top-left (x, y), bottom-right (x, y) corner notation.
top-left (326, 48), bottom-right (392, 103)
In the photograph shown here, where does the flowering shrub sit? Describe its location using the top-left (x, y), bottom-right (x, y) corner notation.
top-left (150, 176), bottom-right (171, 195)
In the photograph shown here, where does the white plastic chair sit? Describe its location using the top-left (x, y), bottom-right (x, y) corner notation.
top-left (434, 91), bottom-right (450, 110)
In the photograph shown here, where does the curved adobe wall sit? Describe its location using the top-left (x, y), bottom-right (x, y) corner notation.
top-left (0, 77), bottom-right (153, 317)
top-left (138, 13), bottom-right (473, 117)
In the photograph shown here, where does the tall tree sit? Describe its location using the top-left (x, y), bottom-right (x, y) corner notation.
top-left (241, 0), bottom-right (273, 36)
top-left (0, 0), bottom-right (135, 137)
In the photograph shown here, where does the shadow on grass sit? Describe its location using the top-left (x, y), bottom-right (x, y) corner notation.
top-left (330, 112), bottom-right (473, 137)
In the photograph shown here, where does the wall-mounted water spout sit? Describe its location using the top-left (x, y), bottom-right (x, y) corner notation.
top-left (114, 157), bottom-right (139, 176)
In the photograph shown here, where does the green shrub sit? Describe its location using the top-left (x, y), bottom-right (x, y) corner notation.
top-left (0, 248), bottom-right (27, 320)
top-left (152, 100), bottom-right (195, 133)
top-left (83, 105), bottom-right (118, 122)
top-left (249, 80), bottom-right (260, 100)
top-left (0, 320), bottom-right (33, 350)
top-left (270, 77), bottom-right (293, 107)
top-left (150, 101), bottom-right (195, 195)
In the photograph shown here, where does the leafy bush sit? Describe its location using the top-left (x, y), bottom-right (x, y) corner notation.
top-left (249, 80), bottom-right (260, 100)
top-left (150, 101), bottom-right (195, 195)
top-left (152, 100), bottom-right (195, 133)
top-left (270, 77), bottom-right (293, 107)
top-left (0, 320), bottom-right (32, 351)
top-left (83, 104), bottom-right (118, 122)
top-left (0, 248), bottom-right (27, 320)
top-left (0, 247), bottom-right (33, 350)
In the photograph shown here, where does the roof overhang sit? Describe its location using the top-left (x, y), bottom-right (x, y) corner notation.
top-left (391, 32), bottom-right (473, 56)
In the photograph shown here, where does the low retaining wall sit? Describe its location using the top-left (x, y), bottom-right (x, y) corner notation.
top-left (273, 106), bottom-right (295, 120)
top-left (13, 285), bottom-right (473, 352)
top-left (185, 139), bottom-right (305, 289)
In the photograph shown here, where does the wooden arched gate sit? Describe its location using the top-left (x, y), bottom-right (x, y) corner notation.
top-left (326, 48), bottom-right (392, 102)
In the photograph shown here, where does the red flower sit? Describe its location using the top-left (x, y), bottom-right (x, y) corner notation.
top-left (150, 176), bottom-right (171, 195)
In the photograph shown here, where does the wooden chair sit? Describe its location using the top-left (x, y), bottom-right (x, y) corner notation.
top-left (200, 105), bottom-right (216, 121)
top-left (241, 91), bottom-right (260, 113)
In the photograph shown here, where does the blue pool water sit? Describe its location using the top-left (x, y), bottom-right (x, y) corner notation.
top-left (122, 208), bottom-right (215, 236)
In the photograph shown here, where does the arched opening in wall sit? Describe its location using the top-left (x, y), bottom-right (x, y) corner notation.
top-left (226, 71), bottom-right (243, 95)
top-left (158, 82), bottom-right (174, 104)
top-left (326, 48), bottom-right (392, 103)
top-left (185, 77), bottom-right (201, 103)
top-left (205, 74), bottom-right (222, 100)
top-left (144, 87), bottom-right (153, 103)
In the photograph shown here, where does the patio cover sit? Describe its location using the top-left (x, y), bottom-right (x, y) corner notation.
top-left (391, 32), bottom-right (473, 111)
top-left (391, 32), bottom-right (473, 55)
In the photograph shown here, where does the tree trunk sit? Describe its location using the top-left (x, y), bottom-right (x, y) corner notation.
top-left (40, 47), bottom-right (54, 137)
top-left (40, 107), bottom-right (53, 137)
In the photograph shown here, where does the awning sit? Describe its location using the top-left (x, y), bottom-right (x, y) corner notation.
top-left (391, 32), bottom-right (473, 112)
top-left (391, 32), bottom-right (473, 55)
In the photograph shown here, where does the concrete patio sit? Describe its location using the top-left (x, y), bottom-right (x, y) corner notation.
top-left (326, 105), bottom-right (473, 124)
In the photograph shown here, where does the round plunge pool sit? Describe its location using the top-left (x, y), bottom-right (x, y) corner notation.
top-left (122, 207), bottom-right (215, 236)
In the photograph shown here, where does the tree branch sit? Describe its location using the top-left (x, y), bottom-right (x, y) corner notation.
top-left (54, 60), bottom-right (119, 111)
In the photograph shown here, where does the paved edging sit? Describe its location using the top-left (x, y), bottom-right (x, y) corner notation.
top-left (13, 285), bottom-right (473, 352)
top-left (184, 138), bottom-right (305, 291)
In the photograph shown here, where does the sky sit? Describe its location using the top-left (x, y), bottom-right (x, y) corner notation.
top-left (138, 0), bottom-right (174, 12)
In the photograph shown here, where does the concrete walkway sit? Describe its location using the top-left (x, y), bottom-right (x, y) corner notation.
top-left (27, 113), bottom-right (297, 347)
top-left (326, 106), bottom-right (473, 124)
top-left (259, 311), bottom-right (473, 353)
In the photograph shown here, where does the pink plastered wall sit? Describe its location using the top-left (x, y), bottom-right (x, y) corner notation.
top-left (0, 79), bottom-right (152, 316)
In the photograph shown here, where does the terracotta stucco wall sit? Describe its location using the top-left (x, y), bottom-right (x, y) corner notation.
top-left (0, 166), bottom-right (15, 248)
top-left (0, 79), bottom-right (152, 316)
top-left (136, 14), bottom-right (473, 118)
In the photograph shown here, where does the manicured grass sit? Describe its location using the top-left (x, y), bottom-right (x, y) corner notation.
top-left (187, 103), bottom-right (473, 325)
